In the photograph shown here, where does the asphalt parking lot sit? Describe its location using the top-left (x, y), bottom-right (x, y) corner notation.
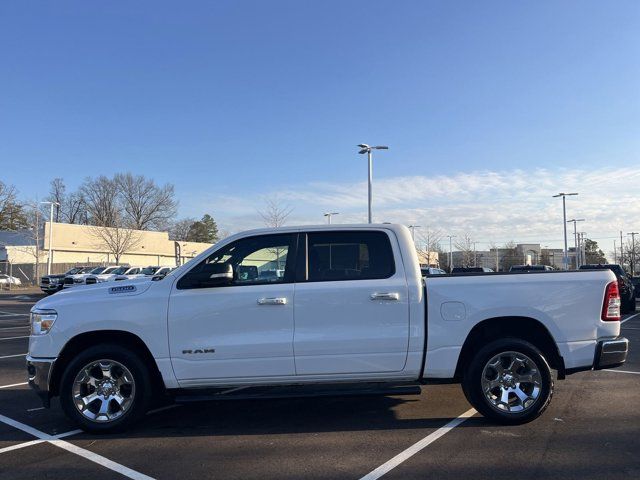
top-left (0, 292), bottom-right (639, 480)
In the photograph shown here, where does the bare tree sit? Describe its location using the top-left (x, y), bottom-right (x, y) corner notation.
top-left (81, 176), bottom-right (119, 227)
top-left (47, 178), bottom-right (86, 224)
top-left (88, 212), bottom-right (141, 264)
top-left (258, 196), bottom-right (293, 228)
top-left (500, 241), bottom-right (520, 272)
top-left (10, 202), bottom-right (47, 283)
top-left (455, 233), bottom-right (476, 267)
top-left (115, 173), bottom-right (177, 230)
top-left (47, 178), bottom-right (65, 222)
top-left (417, 227), bottom-right (443, 266)
top-left (169, 218), bottom-right (196, 241)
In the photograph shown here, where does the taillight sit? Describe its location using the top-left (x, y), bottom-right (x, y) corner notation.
top-left (601, 281), bottom-right (621, 321)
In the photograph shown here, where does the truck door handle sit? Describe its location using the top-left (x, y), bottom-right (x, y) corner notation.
top-left (370, 292), bottom-right (400, 301)
top-left (257, 297), bottom-right (287, 305)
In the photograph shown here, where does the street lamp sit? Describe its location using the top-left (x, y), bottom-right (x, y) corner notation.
top-left (628, 232), bottom-right (638, 276)
top-left (447, 235), bottom-right (456, 273)
top-left (408, 225), bottom-right (421, 243)
top-left (553, 192), bottom-right (578, 270)
top-left (40, 201), bottom-right (60, 275)
top-left (357, 144), bottom-right (389, 223)
top-left (324, 212), bottom-right (339, 224)
top-left (567, 218), bottom-right (585, 269)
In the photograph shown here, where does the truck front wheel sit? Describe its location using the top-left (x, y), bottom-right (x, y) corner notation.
top-left (462, 338), bottom-right (554, 425)
top-left (59, 344), bottom-right (152, 433)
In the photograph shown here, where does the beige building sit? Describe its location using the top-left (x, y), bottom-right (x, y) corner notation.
top-left (1, 222), bottom-right (213, 267)
top-left (416, 250), bottom-right (439, 267)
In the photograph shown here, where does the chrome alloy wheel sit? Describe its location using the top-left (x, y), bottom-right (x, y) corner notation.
top-left (481, 351), bottom-right (542, 414)
top-left (72, 359), bottom-right (136, 423)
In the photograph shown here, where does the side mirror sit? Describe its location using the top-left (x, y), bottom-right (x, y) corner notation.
top-left (192, 263), bottom-right (234, 288)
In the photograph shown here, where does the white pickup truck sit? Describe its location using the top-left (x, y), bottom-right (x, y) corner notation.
top-left (27, 224), bottom-right (628, 432)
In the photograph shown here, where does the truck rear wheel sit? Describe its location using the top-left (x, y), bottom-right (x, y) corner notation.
top-left (59, 344), bottom-right (152, 433)
top-left (462, 338), bottom-right (553, 425)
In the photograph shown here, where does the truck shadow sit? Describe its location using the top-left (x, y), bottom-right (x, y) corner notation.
top-left (0, 385), bottom-right (489, 442)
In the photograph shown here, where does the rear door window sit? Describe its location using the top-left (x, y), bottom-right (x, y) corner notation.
top-left (306, 231), bottom-right (395, 282)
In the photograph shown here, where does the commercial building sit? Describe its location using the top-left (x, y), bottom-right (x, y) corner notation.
top-left (0, 222), bottom-right (213, 282)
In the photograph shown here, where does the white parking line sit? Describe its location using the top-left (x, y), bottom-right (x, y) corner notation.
top-left (0, 353), bottom-right (27, 360)
top-left (0, 429), bottom-right (81, 454)
top-left (359, 408), bottom-right (477, 480)
top-left (0, 382), bottom-right (28, 389)
top-left (621, 312), bottom-right (640, 324)
top-left (0, 335), bottom-right (29, 341)
top-left (0, 414), bottom-right (154, 479)
top-left (603, 369), bottom-right (640, 375)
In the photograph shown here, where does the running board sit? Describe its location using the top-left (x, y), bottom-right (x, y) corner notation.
top-left (173, 382), bottom-right (422, 403)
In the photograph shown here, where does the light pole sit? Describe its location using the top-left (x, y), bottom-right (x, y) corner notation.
top-left (324, 212), bottom-right (339, 224)
top-left (408, 225), bottom-right (421, 243)
top-left (579, 232), bottom-right (587, 267)
top-left (447, 235), bottom-right (456, 273)
top-left (553, 192), bottom-right (578, 270)
top-left (628, 232), bottom-right (638, 276)
top-left (358, 144), bottom-right (389, 223)
top-left (567, 218), bottom-right (585, 269)
top-left (40, 201), bottom-right (60, 275)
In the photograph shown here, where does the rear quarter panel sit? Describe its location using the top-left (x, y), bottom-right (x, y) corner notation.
top-left (423, 270), bottom-right (619, 378)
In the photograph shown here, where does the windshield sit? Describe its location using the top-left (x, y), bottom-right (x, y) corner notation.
top-left (90, 267), bottom-right (106, 274)
top-left (141, 267), bottom-right (159, 275)
top-left (110, 267), bottom-right (128, 275)
top-left (66, 267), bottom-right (82, 275)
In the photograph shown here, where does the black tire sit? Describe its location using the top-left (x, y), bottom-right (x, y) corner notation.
top-left (462, 338), bottom-right (553, 425)
top-left (59, 343), bottom-right (152, 433)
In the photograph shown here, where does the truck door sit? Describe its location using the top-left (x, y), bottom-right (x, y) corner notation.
top-left (168, 233), bottom-right (298, 385)
top-left (293, 230), bottom-right (410, 375)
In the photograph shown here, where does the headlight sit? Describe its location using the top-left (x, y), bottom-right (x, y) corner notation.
top-left (30, 309), bottom-right (57, 335)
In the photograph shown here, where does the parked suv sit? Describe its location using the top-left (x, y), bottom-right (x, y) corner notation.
top-left (40, 266), bottom-right (92, 295)
top-left (579, 264), bottom-right (636, 313)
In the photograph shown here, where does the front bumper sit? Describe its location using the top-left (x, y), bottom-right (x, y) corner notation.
top-left (594, 336), bottom-right (628, 370)
top-left (26, 356), bottom-right (56, 408)
top-left (39, 283), bottom-right (61, 292)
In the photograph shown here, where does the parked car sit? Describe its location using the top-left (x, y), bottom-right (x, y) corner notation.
top-left (124, 266), bottom-right (174, 280)
top-left (579, 264), bottom-right (636, 313)
top-left (421, 267), bottom-right (447, 276)
top-left (510, 265), bottom-right (554, 272)
top-left (84, 266), bottom-right (129, 285)
top-left (452, 267), bottom-right (494, 273)
top-left (63, 266), bottom-right (111, 289)
top-left (27, 224), bottom-right (628, 432)
top-left (114, 267), bottom-right (144, 281)
top-left (0, 274), bottom-right (22, 286)
top-left (40, 267), bottom-right (92, 295)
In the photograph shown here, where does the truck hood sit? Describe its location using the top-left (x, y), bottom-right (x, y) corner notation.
top-left (33, 277), bottom-right (155, 310)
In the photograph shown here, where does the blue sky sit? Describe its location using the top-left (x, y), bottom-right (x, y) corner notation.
top-left (1, 1), bottom-right (639, 252)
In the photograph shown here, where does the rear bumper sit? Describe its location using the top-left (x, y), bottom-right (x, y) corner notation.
top-left (594, 336), bottom-right (628, 370)
top-left (26, 356), bottom-right (56, 408)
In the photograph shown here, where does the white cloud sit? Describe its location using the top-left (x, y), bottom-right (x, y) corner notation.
top-left (181, 166), bottom-right (640, 254)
